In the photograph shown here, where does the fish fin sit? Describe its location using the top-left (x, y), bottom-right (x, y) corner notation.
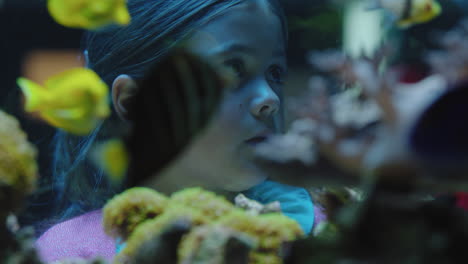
top-left (39, 110), bottom-right (97, 135)
top-left (397, 18), bottom-right (413, 28)
top-left (17, 78), bottom-right (47, 112)
top-left (90, 139), bottom-right (129, 184)
top-left (114, 3), bottom-right (131, 25)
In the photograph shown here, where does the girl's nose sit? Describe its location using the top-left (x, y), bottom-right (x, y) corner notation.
top-left (250, 79), bottom-right (280, 120)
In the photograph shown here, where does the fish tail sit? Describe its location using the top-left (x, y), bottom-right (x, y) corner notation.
top-left (95, 96), bottom-right (111, 118)
top-left (397, 19), bottom-right (412, 28)
top-left (16, 78), bottom-right (47, 112)
top-left (432, 1), bottom-right (442, 16)
top-left (114, 3), bottom-right (131, 25)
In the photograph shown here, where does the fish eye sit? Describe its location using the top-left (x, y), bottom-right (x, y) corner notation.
top-left (224, 58), bottom-right (247, 79)
top-left (267, 65), bottom-right (285, 85)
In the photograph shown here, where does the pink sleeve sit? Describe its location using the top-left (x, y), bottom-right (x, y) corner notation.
top-left (35, 210), bottom-right (116, 262)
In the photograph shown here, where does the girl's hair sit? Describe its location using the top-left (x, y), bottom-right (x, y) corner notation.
top-left (50, 0), bottom-right (287, 225)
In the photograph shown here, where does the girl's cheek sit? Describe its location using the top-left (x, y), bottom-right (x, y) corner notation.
top-left (217, 94), bottom-right (246, 127)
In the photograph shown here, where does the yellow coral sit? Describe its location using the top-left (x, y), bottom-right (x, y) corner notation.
top-left (249, 252), bottom-right (283, 264)
top-left (116, 206), bottom-right (206, 263)
top-left (216, 209), bottom-right (304, 263)
top-left (103, 187), bottom-right (168, 239)
top-left (0, 110), bottom-right (38, 194)
top-left (169, 187), bottom-right (235, 221)
top-left (109, 187), bottom-right (303, 264)
top-left (178, 224), bottom-right (257, 263)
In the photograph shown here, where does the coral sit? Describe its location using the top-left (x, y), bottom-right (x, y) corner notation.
top-left (116, 206), bottom-right (206, 263)
top-left (427, 19), bottom-right (468, 84)
top-left (234, 193), bottom-right (281, 215)
top-left (254, 44), bottom-right (450, 190)
top-left (0, 109), bottom-right (38, 195)
top-left (1, 225), bottom-right (43, 264)
top-left (128, 220), bottom-right (191, 264)
top-left (102, 187), bottom-right (168, 239)
top-left (305, 47), bottom-right (450, 179)
top-left (311, 221), bottom-right (340, 240)
top-left (309, 187), bottom-right (364, 218)
top-left (106, 186), bottom-right (305, 263)
top-left (216, 209), bottom-right (303, 262)
top-left (168, 187), bottom-right (235, 221)
top-left (249, 252), bottom-right (283, 264)
top-left (178, 225), bottom-right (257, 264)
top-left (0, 111), bottom-right (42, 263)
top-left (254, 121), bottom-right (317, 166)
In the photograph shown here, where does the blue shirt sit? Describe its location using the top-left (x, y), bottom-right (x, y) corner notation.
top-left (243, 180), bottom-right (315, 234)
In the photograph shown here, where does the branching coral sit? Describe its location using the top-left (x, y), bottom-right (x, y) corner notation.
top-left (254, 45), bottom-right (449, 190)
top-left (254, 119), bottom-right (318, 166)
top-left (259, 17), bottom-right (468, 264)
top-left (303, 49), bottom-right (447, 176)
top-left (427, 19), bottom-right (468, 84)
top-left (102, 187), bottom-right (168, 240)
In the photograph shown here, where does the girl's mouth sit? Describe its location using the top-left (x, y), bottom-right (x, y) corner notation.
top-left (245, 135), bottom-right (269, 146)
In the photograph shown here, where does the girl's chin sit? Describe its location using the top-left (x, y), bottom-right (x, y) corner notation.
top-left (220, 164), bottom-right (268, 192)
top-left (222, 179), bottom-right (265, 192)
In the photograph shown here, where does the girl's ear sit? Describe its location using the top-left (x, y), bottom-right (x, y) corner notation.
top-left (112, 74), bottom-right (138, 121)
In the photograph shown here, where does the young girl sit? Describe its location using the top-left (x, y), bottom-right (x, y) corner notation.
top-left (36, 0), bottom-right (324, 262)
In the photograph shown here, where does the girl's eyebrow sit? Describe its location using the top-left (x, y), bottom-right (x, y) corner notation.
top-left (212, 43), bottom-right (254, 56)
top-left (212, 43), bottom-right (285, 58)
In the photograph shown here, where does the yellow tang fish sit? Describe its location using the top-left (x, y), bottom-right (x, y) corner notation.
top-left (47, 0), bottom-right (131, 30)
top-left (17, 68), bottom-right (111, 135)
top-left (368, 0), bottom-right (442, 28)
top-left (90, 139), bottom-right (129, 184)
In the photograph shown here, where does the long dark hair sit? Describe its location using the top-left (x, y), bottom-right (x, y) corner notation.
top-left (49, 0), bottom-right (287, 226)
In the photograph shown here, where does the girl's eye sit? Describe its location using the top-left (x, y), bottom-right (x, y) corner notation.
top-left (224, 58), bottom-right (247, 78)
top-left (268, 65), bottom-right (285, 84)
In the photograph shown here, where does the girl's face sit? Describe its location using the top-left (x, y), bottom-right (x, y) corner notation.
top-left (182, 0), bottom-right (287, 191)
